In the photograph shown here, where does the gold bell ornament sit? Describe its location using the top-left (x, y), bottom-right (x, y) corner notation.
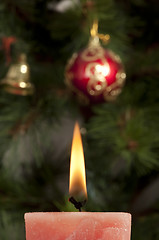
top-left (1, 53), bottom-right (34, 96)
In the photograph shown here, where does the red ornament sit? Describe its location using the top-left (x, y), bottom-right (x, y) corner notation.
top-left (65, 37), bottom-right (126, 103)
top-left (1, 36), bottom-right (16, 65)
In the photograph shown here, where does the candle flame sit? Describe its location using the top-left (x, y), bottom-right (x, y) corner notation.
top-left (69, 122), bottom-right (87, 199)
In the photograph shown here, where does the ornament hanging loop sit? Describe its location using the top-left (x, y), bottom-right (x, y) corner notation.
top-left (90, 19), bottom-right (110, 44)
top-left (90, 19), bottom-right (99, 38)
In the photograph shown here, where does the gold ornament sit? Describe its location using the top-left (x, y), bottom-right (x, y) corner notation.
top-left (1, 54), bottom-right (34, 96)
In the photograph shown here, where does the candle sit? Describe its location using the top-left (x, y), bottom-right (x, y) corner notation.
top-left (25, 123), bottom-right (131, 240)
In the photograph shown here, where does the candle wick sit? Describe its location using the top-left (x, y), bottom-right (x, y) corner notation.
top-left (69, 197), bottom-right (87, 212)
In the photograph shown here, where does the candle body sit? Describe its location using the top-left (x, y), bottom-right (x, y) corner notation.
top-left (25, 212), bottom-right (131, 240)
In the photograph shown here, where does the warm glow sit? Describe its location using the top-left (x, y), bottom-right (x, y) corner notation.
top-left (19, 82), bottom-right (27, 88)
top-left (20, 64), bottom-right (27, 74)
top-left (95, 64), bottom-right (110, 77)
top-left (69, 123), bottom-right (87, 199)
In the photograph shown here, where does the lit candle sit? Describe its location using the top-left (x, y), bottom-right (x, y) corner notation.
top-left (69, 122), bottom-right (87, 211)
top-left (25, 123), bottom-right (131, 240)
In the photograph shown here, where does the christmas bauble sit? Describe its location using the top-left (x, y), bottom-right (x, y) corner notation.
top-left (1, 54), bottom-right (34, 96)
top-left (65, 37), bottom-right (126, 103)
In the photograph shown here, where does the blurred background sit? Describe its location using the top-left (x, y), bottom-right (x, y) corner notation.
top-left (0, 0), bottom-right (159, 239)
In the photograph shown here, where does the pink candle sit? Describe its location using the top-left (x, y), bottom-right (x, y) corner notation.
top-left (25, 123), bottom-right (131, 240)
top-left (25, 212), bottom-right (131, 240)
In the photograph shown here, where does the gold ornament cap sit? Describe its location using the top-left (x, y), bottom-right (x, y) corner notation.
top-left (1, 53), bottom-right (34, 96)
top-left (90, 19), bottom-right (110, 44)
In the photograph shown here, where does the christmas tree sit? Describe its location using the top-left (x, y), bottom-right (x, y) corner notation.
top-left (0, 0), bottom-right (159, 239)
